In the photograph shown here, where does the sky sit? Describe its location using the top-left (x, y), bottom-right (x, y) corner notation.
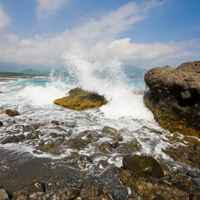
top-left (0, 0), bottom-right (199, 71)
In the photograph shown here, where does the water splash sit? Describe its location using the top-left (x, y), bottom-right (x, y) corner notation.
top-left (63, 50), bottom-right (153, 120)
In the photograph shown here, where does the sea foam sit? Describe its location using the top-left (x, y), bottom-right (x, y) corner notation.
top-left (63, 52), bottom-right (153, 120)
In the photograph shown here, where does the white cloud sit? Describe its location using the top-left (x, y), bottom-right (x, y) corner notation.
top-left (0, 6), bottom-right (10, 31)
top-left (37, 0), bottom-right (70, 15)
top-left (0, 1), bottom-right (199, 69)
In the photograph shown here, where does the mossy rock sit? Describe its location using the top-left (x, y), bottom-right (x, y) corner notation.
top-left (54, 88), bottom-right (107, 111)
top-left (144, 93), bottom-right (200, 137)
top-left (123, 155), bottom-right (164, 179)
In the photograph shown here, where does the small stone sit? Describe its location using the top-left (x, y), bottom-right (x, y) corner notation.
top-left (0, 188), bottom-right (9, 200)
top-left (5, 109), bottom-right (20, 117)
top-left (1, 134), bottom-right (25, 144)
top-left (37, 138), bottom-right (65, 154)
top-left (102, 126), bottom-right (123, 142)
top-left (51, 120), bottom-right (60, 126)
top-left (66, 137), bottom-right (90, 150)
top-left (26, 132), bottom-right (39, 140)
top-left (0, 121), bottom-right (3, 127)
top-left (98, 142), bottom-right (114, 154)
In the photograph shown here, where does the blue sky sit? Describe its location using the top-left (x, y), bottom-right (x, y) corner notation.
top-left (0, 0), bottom-right (199, 70)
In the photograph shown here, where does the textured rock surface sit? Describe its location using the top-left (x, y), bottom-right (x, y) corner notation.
top-left (54, 87), bottom-right (107, 111)
top-left (4, 109), bottom-right (20, 117)
top-left (123, 155), bottom-right (164, 178)
top-left (144, 61), bottom-right (200, 136)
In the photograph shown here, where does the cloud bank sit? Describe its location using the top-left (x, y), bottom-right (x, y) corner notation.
top-left (0, 6), bottom-right (10, 32)
top-left (0, 1), bottom-right (199, 69)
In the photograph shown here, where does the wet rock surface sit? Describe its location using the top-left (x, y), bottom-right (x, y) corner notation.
top-left (144, 60), bottom-right (200, 136)
top-left (123, 155), bottom-right (164, 178)
top-left (4, 109), bottom-right (20, 117)
top-left (54, 87), bottom-right (107, 111)
top-left (0, 105), bottom-right (200, 199)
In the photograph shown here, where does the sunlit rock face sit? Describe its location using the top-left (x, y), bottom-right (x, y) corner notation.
top-left (144, 61), bottom-right (200, 137)
top-left (54, 87), bottom-right (107, 111)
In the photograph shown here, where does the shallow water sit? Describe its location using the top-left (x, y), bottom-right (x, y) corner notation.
top-left (0, 75), bottom-right (199, 176)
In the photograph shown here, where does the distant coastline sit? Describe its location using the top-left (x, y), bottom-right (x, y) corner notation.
top-left (0, 71), bottom-right (33, 77)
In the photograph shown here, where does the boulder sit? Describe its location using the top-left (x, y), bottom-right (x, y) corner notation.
top-left (122, 155), bottom-right (164, 178)
top-left (144, 61), bottom-right (200, 137)
top-left (54, 87), bottom-right (107, 111)
top-left (0, 121), bottom-right (3, 127)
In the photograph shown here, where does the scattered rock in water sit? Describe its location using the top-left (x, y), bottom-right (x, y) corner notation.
top-left (1, 134), bottom-right (25, 144)
top-left (26, 131), bottom-right (39, 140)
top-left (4, 109), bottom-right (20, 117)
top-left (117, 140), bottom-right (142, 154)
top-left (0, 121), bottom-right (3, 127)
top-left (98, 141), bottom-right (115, 154)
top-left (65, 137), bottom-right (90, 150)
top-left (102, 126), bottom-right (123, 142)
top-left (0, 188), bottom-right (9, 200)
top-left (54, 87), bottom-right (107, 111)
top-left (122, 155), bottom-right (164, 178)
top-left (51, 120), bottom-right (60, 126)
top-left (22, 123), bottom-right (41, 132)
top-left (37, 139), bottom-right (64, 155)
top-left (144, 60), bottom-right (200, 137)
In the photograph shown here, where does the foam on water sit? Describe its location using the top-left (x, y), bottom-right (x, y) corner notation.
top-left (63, 52), bottom-right (153, 120)
top-left (17, 84), bottom-right (66, 106)
top-left (0, 77), bottom-right (70, 108)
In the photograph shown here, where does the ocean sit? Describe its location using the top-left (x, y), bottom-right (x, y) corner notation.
top-left (0, 66), bottom-right (172, 161)
top-left (1, 65), bottom-right (200, 199)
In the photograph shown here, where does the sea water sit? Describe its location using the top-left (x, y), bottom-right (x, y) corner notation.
top-left (0, 64), bottom-right (174, 162)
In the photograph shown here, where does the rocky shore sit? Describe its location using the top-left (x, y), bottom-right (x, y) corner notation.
top-left (0, 70), bottom-right (200, 199)
top-left (0, 114), bottom-right (200, 199)
top-left (144, 61), bottom-right (200, 137)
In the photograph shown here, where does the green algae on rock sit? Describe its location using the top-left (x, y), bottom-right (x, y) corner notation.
top-left (54, 87), bottom-right (107, 111)
top-left (144, 61), bottom-right (200, 137)
top-left (123, 155), bottom-right (164, 179)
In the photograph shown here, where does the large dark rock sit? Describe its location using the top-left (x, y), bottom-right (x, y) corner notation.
top-left (54, 87), bottom-right (107, 111)
top-left (144, 61), bottom-right (200, 136)
top-left (123, 155), bottom-right (164, 178)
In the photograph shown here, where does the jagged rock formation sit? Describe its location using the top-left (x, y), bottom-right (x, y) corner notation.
top-left (144, 61), bottom-right (200, 137)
